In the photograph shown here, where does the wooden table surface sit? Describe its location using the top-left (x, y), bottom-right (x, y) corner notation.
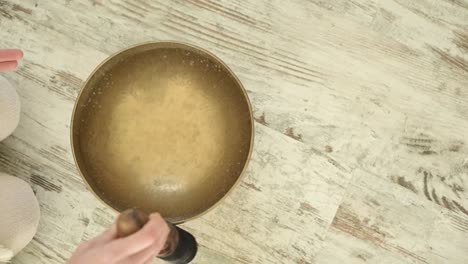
top-left (1, 0), bottom-right (467, 263)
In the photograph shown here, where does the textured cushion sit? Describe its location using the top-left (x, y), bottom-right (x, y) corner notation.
top-left (0, 76), bottom-right (20, 142)
top-left (0, 173), bottom-right (40, 262)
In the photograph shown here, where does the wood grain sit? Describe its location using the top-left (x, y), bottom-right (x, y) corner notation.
top-left (0, 0), bottom-right (467, 263)
top-left (315, 169), bottom-right (468, 264)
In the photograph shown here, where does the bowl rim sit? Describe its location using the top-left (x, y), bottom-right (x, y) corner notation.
top-left (70, 41), bottom-right (255, 224)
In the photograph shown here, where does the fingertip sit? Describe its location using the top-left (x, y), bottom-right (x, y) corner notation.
top-left (149, 213), bottom-right (169, 226)
top-left (9, 49), bottom-right (22, 60)
top-left (17, 49), bottom-right (24, 59)
top-left (149, 214), bottom-right (170, 233)
top-left (149, 212), bottom-right (163, 219)
top-left (131, 214), bottom-right (170, 249)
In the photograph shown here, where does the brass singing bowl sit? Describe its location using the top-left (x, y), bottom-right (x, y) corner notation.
top-left (71, 42), bottom-right (254, 223)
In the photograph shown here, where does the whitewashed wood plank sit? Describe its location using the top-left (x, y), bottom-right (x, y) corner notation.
top-left (315, 169), bottom-right (468, 264)
top-left (0, 0), bottom-right (467, 263)
top-left (77, 124), bottom-right (352, 264)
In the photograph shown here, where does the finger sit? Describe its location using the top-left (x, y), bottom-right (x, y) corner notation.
top-left (0, 61), bottom-right (18, 71)
top-left (125, 244), bottom-right (160, 264)
top-left (87, 224), bottom-right (118, 247)
top-left (0, 49), bottom-right (23, 62)
top-left (103, 213), bottom-right (169, 261)
top-left (125, 220), bottom-right (170, 264)
top-left (72, 224), bottom-right (117, 255)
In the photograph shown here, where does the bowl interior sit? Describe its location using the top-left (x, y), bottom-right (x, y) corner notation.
top-left (72, 43), bottom-right (253, 223)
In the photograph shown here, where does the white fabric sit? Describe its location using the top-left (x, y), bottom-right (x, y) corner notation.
top-left (0, 76), bottom-right (20, 141)
top-left (0, 76), bottom-right (40, 262)
top-left (0, 173), bottom-right (40, 263)
top-left (0, 244), bottom-right (13, 263)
